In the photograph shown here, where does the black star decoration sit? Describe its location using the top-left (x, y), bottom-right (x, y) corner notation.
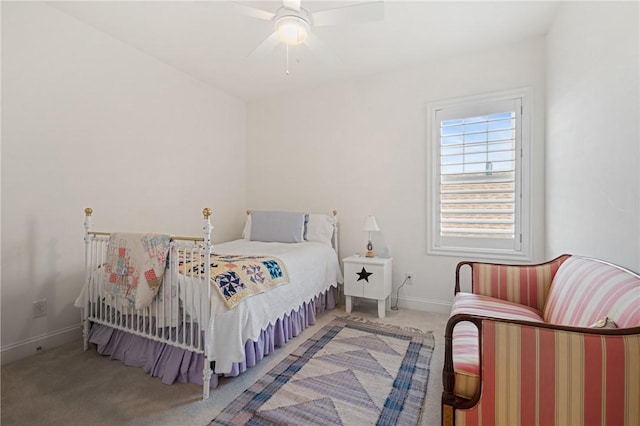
top-left (356, 267), bottom-right (373, 282)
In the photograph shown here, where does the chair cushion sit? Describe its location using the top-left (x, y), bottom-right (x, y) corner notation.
top-left (543, 256), bottom-right (640, 328)
top-left (451, 293), bottom-right (544, 399)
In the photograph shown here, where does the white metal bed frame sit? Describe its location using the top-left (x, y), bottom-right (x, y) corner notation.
top-left (81, 207), bottom-right (339, 400)
top-left (82, 207), bottom-right (215, 399)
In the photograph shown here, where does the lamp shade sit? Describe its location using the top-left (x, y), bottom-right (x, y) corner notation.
top-left (363, 214), bottom-right (380, 232)
top-left (276, 16), bottom-right (309, 45)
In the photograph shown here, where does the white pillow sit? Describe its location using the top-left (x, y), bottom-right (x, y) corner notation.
top-left (305, 213), bottom-right (335, 246)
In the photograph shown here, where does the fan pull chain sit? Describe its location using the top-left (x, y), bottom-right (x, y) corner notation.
top-left (286, 44), bottom-right (290, 75)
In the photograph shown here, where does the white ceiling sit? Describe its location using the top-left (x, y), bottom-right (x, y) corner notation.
top-left (47, 1), bottom-right (560, 100)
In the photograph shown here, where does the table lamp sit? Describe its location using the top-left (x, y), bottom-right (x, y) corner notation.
top-left (363, 214), bottom-right (380, 258)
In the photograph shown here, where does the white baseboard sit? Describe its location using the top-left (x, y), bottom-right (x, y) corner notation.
top-left (1, 324), bottom-right (82, 365)
top-left (391, 295), bottom-right (453, 314)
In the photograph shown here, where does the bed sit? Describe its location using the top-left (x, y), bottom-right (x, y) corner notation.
top-left (76, 208), bottom-right (343, 399)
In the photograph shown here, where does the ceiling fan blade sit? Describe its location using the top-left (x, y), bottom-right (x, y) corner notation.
top-left (311, 1), bottom-right (384, 27)
top-left (283, 0), bottom-right (301, 12)
top-left (228, 2), bottom-right (276, 21)
top-left (247, 32), bottom-right (281, 62)
top-left (303, 33), bottom-right (340, 69)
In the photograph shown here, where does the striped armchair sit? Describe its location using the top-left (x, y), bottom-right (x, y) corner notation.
top-left (442, 255), bottom-right (640, 426)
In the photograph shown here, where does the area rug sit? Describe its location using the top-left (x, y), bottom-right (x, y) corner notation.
top-left (210, 316), bottom-right (435, 426)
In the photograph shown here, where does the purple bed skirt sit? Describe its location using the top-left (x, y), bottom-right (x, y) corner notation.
top-left (88, 286), bottom-right (338, 388)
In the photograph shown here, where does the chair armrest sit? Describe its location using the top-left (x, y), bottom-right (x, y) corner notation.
top-left (443, 314), bottom-right (640, 426)
top-left (454, 254), bottom-right (571, 311)
top-left (454, 261), bottom-right (474, 294)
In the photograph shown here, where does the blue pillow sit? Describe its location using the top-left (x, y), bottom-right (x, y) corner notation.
top-left (250, 211), bottom-right (307, 243)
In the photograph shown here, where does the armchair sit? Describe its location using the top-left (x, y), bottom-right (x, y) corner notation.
top-left (442, 255), bottom-right (640, 426)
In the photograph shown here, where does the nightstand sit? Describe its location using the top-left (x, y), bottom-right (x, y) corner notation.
top-left (342, 255), bottom-right (393, 318)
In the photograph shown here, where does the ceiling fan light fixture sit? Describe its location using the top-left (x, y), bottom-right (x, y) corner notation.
top-left (276, 16), bottom-right (310, 45)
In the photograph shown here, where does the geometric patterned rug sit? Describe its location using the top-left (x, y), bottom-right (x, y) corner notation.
top-left (209, 316), bottom-right (435, 426)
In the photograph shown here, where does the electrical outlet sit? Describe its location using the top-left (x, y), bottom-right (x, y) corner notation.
top-left (404, 272), bottom-right (413, 285)
top-left (33, 299), bottom-right (47, 318)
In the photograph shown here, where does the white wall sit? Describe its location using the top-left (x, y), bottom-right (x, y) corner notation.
top-left (546, 2), bottom-right (640, 271)
top-left (1, 2), bottom-right (247, 363)
top-left (247, 38), bottom-right (547, 313)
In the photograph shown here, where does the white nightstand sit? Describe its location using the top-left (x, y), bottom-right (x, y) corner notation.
top-left (342, 255), bottom-right (393, 318)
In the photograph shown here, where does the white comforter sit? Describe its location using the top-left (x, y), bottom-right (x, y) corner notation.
top-left (202, 239), bottom-right (343, 374)
top-left (76, 239), bottom-right (343, 375)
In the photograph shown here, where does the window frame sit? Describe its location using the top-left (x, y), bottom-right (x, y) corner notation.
top-left (426, 88), bottom-right (533, 261)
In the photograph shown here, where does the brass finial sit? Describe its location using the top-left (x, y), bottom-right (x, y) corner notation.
top-left (332, 210), bottom-right (337, 216)
top-left (85, 207), bottom-right (93, 217)
top-left (246, 210), bottom-right (251, 215)
top-left (203, 208), bottom-right (212, 219)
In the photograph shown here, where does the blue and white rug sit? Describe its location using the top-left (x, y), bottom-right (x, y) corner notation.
top-left (210, 316), bottom-right (435, 426)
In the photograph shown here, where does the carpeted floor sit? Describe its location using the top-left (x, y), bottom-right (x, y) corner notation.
top-left (1, 304), bottom-right (448, 426)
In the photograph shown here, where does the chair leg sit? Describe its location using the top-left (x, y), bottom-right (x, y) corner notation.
top-left (442, 403), bottom-right (454, 426)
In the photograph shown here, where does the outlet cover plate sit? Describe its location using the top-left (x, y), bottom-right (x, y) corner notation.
top-left (33, 300), bottom-right (47, 318)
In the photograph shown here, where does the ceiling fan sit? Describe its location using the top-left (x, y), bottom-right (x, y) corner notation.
top-left (232, 0), bottom-right (384, 74)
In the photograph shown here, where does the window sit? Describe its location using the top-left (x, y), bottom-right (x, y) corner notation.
top-left (427, 89), bottom-right (531, 259)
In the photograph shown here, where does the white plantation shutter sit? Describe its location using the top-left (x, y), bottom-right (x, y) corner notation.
top-left (428, 92), bottom-right (529, 257)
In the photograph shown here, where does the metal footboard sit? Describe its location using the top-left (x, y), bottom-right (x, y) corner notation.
top-left (82, 208), bottom-right (214, 399)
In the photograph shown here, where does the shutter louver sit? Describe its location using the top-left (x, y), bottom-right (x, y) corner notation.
top-left (440, 112), bottom-right (516, 239)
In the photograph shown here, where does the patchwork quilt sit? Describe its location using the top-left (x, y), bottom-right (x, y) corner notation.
top-left (179, 253), bottom-right (289, 309)
top-left (104, 233), bottom-right (171, 310)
